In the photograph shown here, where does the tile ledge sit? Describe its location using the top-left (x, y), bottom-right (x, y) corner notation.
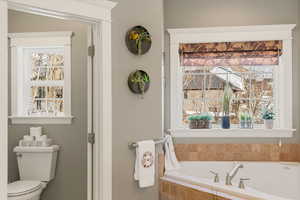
top-left (9, 115), bottom-right (74, 124)
top-left (168, 128), bottom-right (296, 138)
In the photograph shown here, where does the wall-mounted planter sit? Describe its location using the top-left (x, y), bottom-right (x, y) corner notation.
top-left (128, 70), bottom-right (150, 95)
top-left (125, 26), bottom-right (152, 55)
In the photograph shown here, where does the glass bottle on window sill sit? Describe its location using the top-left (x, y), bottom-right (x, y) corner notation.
top-left (239, 113), bottom-right (253, 129)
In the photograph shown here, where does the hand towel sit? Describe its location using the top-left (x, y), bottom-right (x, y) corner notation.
top-left (134, 140), bottom-right (155, 188)
top-left (164, 135), bottom-right (180, 172)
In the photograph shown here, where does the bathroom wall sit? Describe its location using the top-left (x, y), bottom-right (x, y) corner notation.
top-left (8, 0), bottom-right (165, 200)
top-left (111, 0), bottom-right (164, 200)
top-left (8, 10), bottom-right (88, 200)
top-left (164, 0), bottom-right (300, 144)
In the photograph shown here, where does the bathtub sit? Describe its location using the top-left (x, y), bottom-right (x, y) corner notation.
top-left (162, 161), bottom-right (300, 200)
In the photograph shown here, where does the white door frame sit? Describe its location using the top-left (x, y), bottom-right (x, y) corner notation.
top-left (0, 1), bottom-right (116, 200)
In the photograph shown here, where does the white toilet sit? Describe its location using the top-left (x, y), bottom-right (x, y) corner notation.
top-left (8, 145), bottom-right (59, 200)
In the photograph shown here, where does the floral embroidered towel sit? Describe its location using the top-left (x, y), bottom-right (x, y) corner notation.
top-left (134, 140), bottom-right (155, 188)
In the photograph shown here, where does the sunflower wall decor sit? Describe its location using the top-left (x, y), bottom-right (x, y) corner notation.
top-left (125, 26), bottom-right (152, 55)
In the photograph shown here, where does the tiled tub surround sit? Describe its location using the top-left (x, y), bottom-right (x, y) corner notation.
top-left (159, 144), bottom-right (300, 200)
top-left (162, 161), bottom-right (300, 200)
top-left (160, 179), bottom-right (231, 200)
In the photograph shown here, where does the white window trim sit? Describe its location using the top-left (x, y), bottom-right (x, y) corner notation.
top-left (8, 31), bottom-right (73, 124)
top-left (168, 24), bottom-right (296, 138)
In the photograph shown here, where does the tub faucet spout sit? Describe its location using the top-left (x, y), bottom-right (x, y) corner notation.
top-left (225, 163), bottom-right (244, 185)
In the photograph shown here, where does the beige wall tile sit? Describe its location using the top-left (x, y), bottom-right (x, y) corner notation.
top-left (173, 144), bottom-right (300, 162)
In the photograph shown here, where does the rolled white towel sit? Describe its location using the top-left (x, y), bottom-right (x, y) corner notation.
top-left (42, 139), bottom-right (53, 147)
top-left (23, 135), bottom-right (34, 141)
top-left (20, 139), bottom-right (34, 146)
top-left (36, 135), bottom-right (48, 142)
top-left (30, 127), bottom-right (42, 138)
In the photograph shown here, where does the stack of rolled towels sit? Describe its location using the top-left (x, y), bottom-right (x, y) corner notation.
top-left (19, 127), bottom-right (53, 147)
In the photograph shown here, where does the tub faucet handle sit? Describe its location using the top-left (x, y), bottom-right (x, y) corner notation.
top-left (225, 172), bottom-right (232, 185)
top-left (239, 178), bottom-right (250, 189)
top-left (209, 170), bottom-right (219, 183)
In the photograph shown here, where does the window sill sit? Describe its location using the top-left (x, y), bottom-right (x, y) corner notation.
top-left (9, 116), bottom-right (74, 124)
top-left (167, 128), bottom-right (296, 138)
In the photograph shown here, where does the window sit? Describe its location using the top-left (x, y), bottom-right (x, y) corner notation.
top-left (181, 41), bottom-right (279, 127)
top-left (9, 32), bottom-right (73, 124)
top-left (168, 25), bottom-right (296, 137)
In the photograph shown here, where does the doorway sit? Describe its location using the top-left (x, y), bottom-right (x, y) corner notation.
top-left (0, 1), bottom-right (116, 200)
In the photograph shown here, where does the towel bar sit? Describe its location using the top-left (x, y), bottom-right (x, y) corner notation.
top-left (128, 137), bottom-right (167, 149)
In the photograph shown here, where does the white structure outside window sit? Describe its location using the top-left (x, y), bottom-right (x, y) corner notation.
top-left (168, 25), bottom-right (296, 138)
top-left (9, 32), bottom-right (73, 124)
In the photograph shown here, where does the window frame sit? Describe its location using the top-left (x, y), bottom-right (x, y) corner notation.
top-left (168, 24), bottom-right (296, 137)
top-left (9, 31), bottom-right (73, 124)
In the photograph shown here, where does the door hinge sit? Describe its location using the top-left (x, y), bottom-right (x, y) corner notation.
top-left (88, 132), bottom-right (95, 144)
top-left (88, 45), bottom-right (95, 57)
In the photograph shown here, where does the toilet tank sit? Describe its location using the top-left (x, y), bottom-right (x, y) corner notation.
top-left (13, 145), bottom-right (59, 182)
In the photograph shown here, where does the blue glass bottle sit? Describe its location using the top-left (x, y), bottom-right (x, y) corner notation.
top-left (221, 116), bottom-right (230, 129)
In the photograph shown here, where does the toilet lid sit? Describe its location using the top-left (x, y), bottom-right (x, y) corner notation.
top-left (8, 181), bottom-right (42, 197)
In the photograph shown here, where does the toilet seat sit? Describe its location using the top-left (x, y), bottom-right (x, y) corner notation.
top-left (8, 181), bottom-right (42, 197)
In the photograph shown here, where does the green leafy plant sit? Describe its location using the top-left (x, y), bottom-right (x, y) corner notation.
top-left (239, 112), bottom-right (253, 129)
top-left (240, 113), bottom-right (246, 121)
top-left (222, 83), bottom-right (233, 116)
top-left (240, 112), bottom-right (252, 121)
top-left (130, 70), bottom-right (150, 94)
top-left (188, 113), bottom-right (213, 129)
top-left (262, 108), bottom-right (275, 120)
top-left (188, 114), bottom-right (213, 121)
top-left (246, 115), bottom-right (252, 121)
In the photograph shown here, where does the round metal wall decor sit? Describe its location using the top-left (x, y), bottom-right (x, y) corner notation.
top-left (128, 70), bottom-right (150, 94)
top-left (125, 26), bottom-right (152, 55)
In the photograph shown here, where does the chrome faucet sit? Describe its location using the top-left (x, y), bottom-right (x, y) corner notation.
top-left (209, 170), bottom-right (219, 183)
top-left (225, 163), bottom-right (244, 185)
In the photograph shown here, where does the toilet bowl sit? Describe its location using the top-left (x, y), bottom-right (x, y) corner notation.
top-left (8, 181), bottom-right (46, 200)
top-left (7, 145), bottom-right (59, 200)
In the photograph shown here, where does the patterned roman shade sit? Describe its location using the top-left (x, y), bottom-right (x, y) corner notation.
top-left (180, 40), bottom-right (282, 66)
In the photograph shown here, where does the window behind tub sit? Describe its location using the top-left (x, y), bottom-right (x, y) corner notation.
top-left (180, 41), bottom-right (280, 128)
top-left (168, 25), bottom-right (295, 134)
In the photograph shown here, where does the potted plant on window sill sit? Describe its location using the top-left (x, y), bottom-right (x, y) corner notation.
top-left (239, 112), bottom-right (253, 129)
top-left (221, 83), bottom-right (232, 129)
top-left (262, 108), bottom-right (275, 129)
top-left (188, 114), bottom-right (212, 129)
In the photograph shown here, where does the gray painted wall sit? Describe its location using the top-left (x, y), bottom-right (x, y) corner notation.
top-left (8, 10), bottom-right (88, 200)
top-left (164, 0), bottom-right (300, 144)
top-left (7, 0), bottom-right (165, 199)
top-left (111, 0), bottom-right (163, 199)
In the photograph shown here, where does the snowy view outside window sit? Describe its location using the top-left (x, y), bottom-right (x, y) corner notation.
top-left (180, 41), bottom-right (281, 127)
top-left (27, 48), bottom-right (65, 116)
